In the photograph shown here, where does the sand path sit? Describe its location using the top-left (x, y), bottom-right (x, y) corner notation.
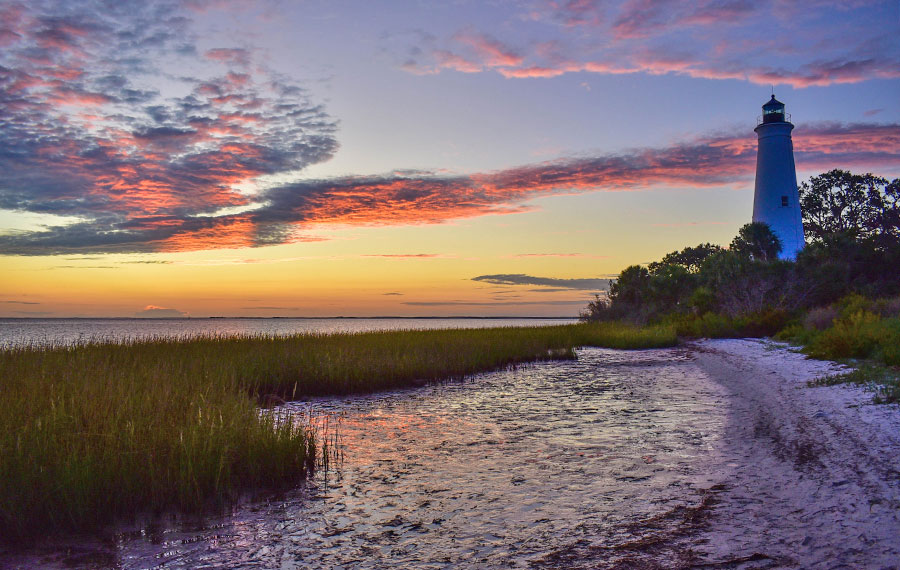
top-left (690, 339), bottom-right (900, 569)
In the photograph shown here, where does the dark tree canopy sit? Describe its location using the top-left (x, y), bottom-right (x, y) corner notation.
top-left (582, 170), bottom-right (900, 327)
top-left (648, 243), bottom-right (723, 274)
top-left (608, 265), bottom-right (650, 306)
top-left (799, 169), bottom-right (900, 245)
top-left (730, 222), bottom-right (782, 262)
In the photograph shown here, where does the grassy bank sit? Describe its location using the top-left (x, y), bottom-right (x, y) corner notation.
top-left (0, 322), bottom-right (675, 541)
top-left (774, 295), bottom-right (900, 404)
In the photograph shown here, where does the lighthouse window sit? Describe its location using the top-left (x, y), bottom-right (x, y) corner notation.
top-left (781, 196), bottom-right (789, 207)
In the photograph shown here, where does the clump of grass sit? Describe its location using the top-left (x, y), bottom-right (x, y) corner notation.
top-left (811, 365), bottom-right (900, 404)
top-left (0, 322), bottom-right (673, 541)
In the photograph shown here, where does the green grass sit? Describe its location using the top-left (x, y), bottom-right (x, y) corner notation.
top-left (0, 322), bottom-right (675, 541)
top-left (811, 365), bottom-right (900, 404)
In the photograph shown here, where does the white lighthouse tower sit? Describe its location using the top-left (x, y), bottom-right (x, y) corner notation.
top-left (752, 95), bottom-right (804, 259)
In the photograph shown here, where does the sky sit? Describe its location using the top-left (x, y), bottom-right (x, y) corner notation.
top-left (1, 0), bottom-right (899, 318)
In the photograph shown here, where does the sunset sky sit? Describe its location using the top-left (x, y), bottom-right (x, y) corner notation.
top-left (1, 0), bottom-right (899, 317)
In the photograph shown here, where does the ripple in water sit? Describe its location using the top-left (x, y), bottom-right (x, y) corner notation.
top-left (9, 347), bottom-right (728, 569)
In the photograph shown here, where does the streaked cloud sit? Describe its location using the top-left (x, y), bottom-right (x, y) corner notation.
top-left (472, 274), bottom-right (610, 291)
top-left (2, 118), bottom-right (898, 255)
top-left (399, 1), bottom-right (899, 87)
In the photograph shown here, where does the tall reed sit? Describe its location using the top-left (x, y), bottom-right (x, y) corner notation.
top-left (0, 322), bottom-right (674, 540)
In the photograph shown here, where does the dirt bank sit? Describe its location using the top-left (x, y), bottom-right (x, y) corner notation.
top-left (690, 338), bottom-right (900, 569)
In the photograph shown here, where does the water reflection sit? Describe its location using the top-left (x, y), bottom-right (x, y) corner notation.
top-left (4, 347), bottom-right (728, 569)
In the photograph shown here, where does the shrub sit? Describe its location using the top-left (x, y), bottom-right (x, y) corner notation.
top-left (688, 286), bottom-right (716, 314)
top-left (738, 309), bottom-right (792, 337)
top-left (806, 310), bottom-right (882, 360)
top-left (803, 306), bottom-right (839, 331)
top-left (665, 311), bottom-right (738, 338)
top-left (774, 323), bottom-right (804, 341)
top-left (835, 293), bottom-right (873, 319)
top-left (873, 296), bottom-right (900, 319)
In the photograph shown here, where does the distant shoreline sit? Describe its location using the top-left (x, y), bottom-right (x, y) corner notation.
top-left (0, 316), bottom-right (581, 320)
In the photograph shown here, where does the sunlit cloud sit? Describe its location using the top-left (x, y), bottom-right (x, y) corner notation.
top-left (0, 0), bottom-right (337, 254)
top-left (397, 1), bottom-right (899, 87)
top-left (2, 117), bottom-right (898, 255)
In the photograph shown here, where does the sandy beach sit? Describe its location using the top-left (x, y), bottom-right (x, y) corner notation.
top-left (687, 339), bottom-right (900, 569)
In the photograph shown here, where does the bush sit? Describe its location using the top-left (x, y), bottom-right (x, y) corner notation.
top-left (806, 310), bottom-right (887, 360)
top-left (873, 296), bottom-right (900, 319)
top-left (688, 286), bottom-right (716, 314)
top-left (835, 293), bottom-right (873, 319)
top-left (803, 306), bottom-right (839, 331)
top-left (665, 312), bottom-right (738, 338)
top-left (579, 295), bottom-right (620, 322)
top-left (738, 309), bottom-right (792, 337)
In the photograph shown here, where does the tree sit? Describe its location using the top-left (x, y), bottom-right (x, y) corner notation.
top-left (730, 222), bottom-right (782, 261)
top-left (798, 170), bottom-right (900, 244)
top-left (647, 263), bottom-right (695, 313)
top-left (699, 250), bottom-right (795, 317)
top-left (648, 243), bottom-right (723, 274)
top-left (608, 265), bottom-right (650, 307)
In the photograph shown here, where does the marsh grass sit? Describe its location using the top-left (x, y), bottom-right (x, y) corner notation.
top-left (0, 322), bottom-right (674, 541)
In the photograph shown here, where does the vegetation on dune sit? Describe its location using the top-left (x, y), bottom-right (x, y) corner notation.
top-left (777, 294), bottom-right (900, 403)
top-left (0, 322), bottom-right (674, 541)
top-left (582, 169), bottom-right (900, 401)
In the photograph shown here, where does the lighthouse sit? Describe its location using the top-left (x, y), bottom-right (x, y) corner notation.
top-left (752, 95), bottom-right (804, 259)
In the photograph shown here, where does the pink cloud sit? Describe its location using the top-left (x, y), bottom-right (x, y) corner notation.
top-left (500, 66), bottom-right (568, 78)
top-left (433, 50), bottom-right (482, 73)
top-left (205, 48), bottom-right (251, 66)
top-left (5, 118), bottom-right (898, 255)
top-left (453, 31), bottom-right (524, 68)
top-left (401, 1), bottom-right (898, 88)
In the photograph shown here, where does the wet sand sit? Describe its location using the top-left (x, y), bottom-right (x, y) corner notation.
top-left (687, 339), bottom-right (900, 569)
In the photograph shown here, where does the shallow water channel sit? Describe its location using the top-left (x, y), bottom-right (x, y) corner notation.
top-left (12, 347), bottom-right (730, 569)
